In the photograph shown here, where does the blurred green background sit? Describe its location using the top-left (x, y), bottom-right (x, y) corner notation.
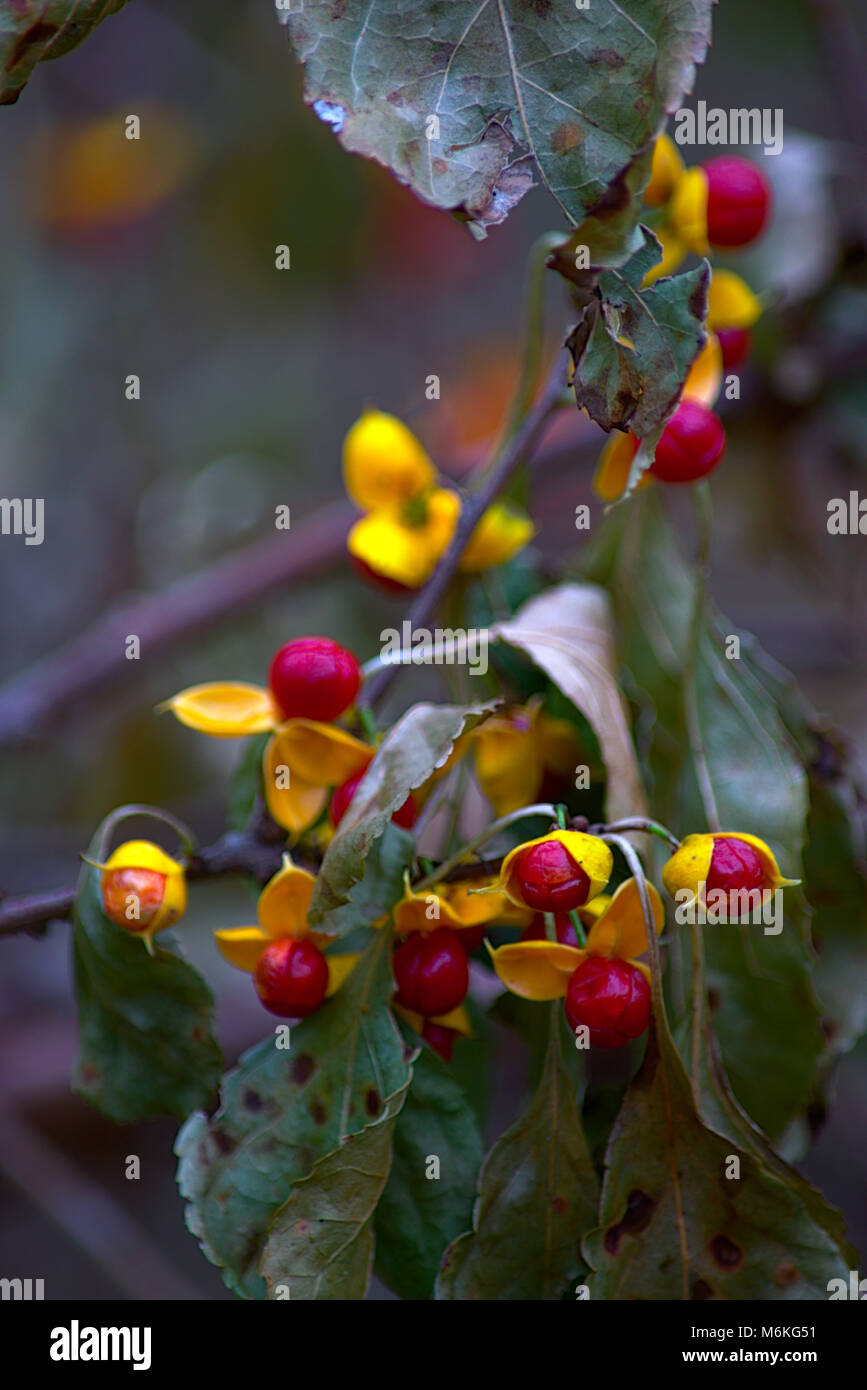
top-left (0, 0), bottom-right (864, 1299)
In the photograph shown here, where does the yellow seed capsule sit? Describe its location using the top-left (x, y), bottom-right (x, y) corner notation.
top-left (706, 270), bottom-right (762, 331)
top-left (644, 133), bottom-right (685, 208)
top-left (458, 501), bottom-right (534, 573)
top-left (342, 409), bottom-right (436, 512)
top-left (98, 840), bottom-right (187, 948)
top-left (499, 830), bottom-right (613, 911)
top-left (662, 831), bottom-right (798, 907)
top-left (668, 166), bottom-right (710, 255)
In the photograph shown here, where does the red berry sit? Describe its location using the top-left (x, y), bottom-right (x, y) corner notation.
top-left (513, 839), bottom-right (590, 912)
top-left (704, 156), bottom-right (771, 248)
top-left (456, 924), bottom-right (487, 954)
top-left (521, 913), bottom-right (581, 947)
top-left (650, 399), bottom-right (726, 484)
top-left (268, 637), bottom-right (361, 722)
top-left (564, 957), bottom-right (651, 1050)
top-left (422, 1021), bottom-right (457, 1062)
top-left (329, 772), bottom-right (417, 830)
top-left (706, 836), bottom-right (766, 895)
top-left (393, 927), bottom-right (469, 1016)
top-left (716, 327), bottom-right (751, 370)
top-left (253, 937), bottom-right (329, 1018)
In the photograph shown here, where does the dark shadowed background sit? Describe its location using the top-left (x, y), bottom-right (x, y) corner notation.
top-left (0, 0), bottom-right (865, 1298)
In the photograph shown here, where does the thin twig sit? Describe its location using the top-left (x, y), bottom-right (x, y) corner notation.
top-left (359, 351), bottom-right (569, 709)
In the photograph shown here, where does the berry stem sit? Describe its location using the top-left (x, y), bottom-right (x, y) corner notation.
top-left (596, 817), bottom-right (680, 850)
top-left (555, 803), bottom-right (568, 830)
top-left (357, 705), bottom-right (379, 744)
top-left (414, 803), bottom-right (558, 892)
top-left (359, 353), bottom-right (569, 710)
top-left (568, 908), bottom-right (588, 947)
top-left (543, 912), bottom-right (558, 944)
top-left (600, 833), bottom-right (663, 1013)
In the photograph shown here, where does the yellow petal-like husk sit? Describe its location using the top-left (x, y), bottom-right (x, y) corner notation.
top-left (214, 926), bottom-right (270, 973)
top-left (585, 877), bottom-right (665, 962)
top-left (593, 431), bottom-right (640, 502)
top-left (442, 880), bottom-right (517, 927)
top-left (669, 166), bottom-right (709, 255)
top-left (393, 881), bottom-right (465, 936)
top-left (641, 223), bottom-right (688, 286)
top-left (272, 719), bottom-right (372, 787)
top-left (661, 834), bottom-right (716, 901)
top-left (707, 270), bottom-right (762, 331)
top-left (644, 133), bottom-right (684, 207)
top-left (459, 501), bottom-right (534, 573)
top-left (682, 333), bottom-right (723, 407)
top-left (342, 409), bottom-right (436, 511)
top-left (325, 952), bottom-right (360, 996)
top-left (500, 830), bottom-right (613, 909)
top-left (473, 703), bottom-right (543, 816)
top-left (488, 939), bottom-right (584, 1000)
top-left (162, 682), bottom-right (276, 737)
top-left (257, 856), bottom-right (316, 939)
top-left (262, 736), bottom-right (327, 835)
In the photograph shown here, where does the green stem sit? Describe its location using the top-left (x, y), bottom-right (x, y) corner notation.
top-left (600, 832), bottom-right (663, 1015)
top-left (415, 802), bottom-right (558, 891)
top-left (496, 231), bottom-right (565, 451)
top-left (568, 908), bottom-right (588, 948)
top-left (684, 482), bottom-right (721, 832)
top-left (91, 804), bottom-right (196, 866)
top-left (544, 912), bottom-right (558, 944)
top-left (599, 817), bottom-right (680, 850)
top-left (358, 706), bottom-right (379, 744)
top-left (555, 803), bottom-right (568, 830)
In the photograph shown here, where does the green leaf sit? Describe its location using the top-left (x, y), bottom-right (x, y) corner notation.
top-left (312, 821), bottom-right (414, 941)
top-left (71, 825), bottom-right (222, 1125)
top-left (494, 582), bottom-right (647, 824)
top-left (582, 491), bottom-right (824, 1139)
top-left (308, 700), bottom-right (496, 927)
top-left (175, 927), bottom-right (410, 1299)
top-left (585, 1011), bottom-right (853, 1299)
top-left (0, 1), bottom-right (129, 104)
top-left (226, 733), bottom-right (269, 832)
top-left (374, 1043), bottom-right (483, 1300)
top-left (566, 233), bottom-right (709, 450)
top-left (436, 1007), bottom-right (598, 1300)
top-left (261, 1076), bottom-right (411, 1300)
top-left (279, 0), bottom-right (713, 245)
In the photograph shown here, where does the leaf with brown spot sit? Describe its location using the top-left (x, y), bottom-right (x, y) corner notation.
top-left (71, 817), bottom-right (222, 1125)
top-left (278, 0), bottom-right (713, 250)
top-left (260, 1076), bottom-right (411, 1300)
top-left (176, 927), bottom-right (411, 1299)
top-left (436, 1008), bottom-right (598, 1300)
top-left (583, 895), bottom-right (854, 1299)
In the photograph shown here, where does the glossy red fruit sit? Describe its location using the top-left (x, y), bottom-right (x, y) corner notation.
top-left (456, 924), bottom-right (487, 954)
top-left (268, 637), bottom-right (361, 722)
top-left (521, 913), bottom-right (581, 947)
top-left (393, 927), bottom-right (469, 1016)
top-left (716, 327), bottom-right (751, 370)
top-left (649, 399), bottom-right (726, 484)
top-left (422, 1021), bottom-right (457, 1062)
top-left (564, 956), bottom-right (651, 1050)
top-left (706, 836), bottom-right (766, 894)
top-left (329, 772), bottom-right (417, 830)
top-left (254, 937), bottom-right (329, 1018)
top-left (514, 839), bottom-right (590, 912)
top-left (704, 155), bottom-right (771, 248)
